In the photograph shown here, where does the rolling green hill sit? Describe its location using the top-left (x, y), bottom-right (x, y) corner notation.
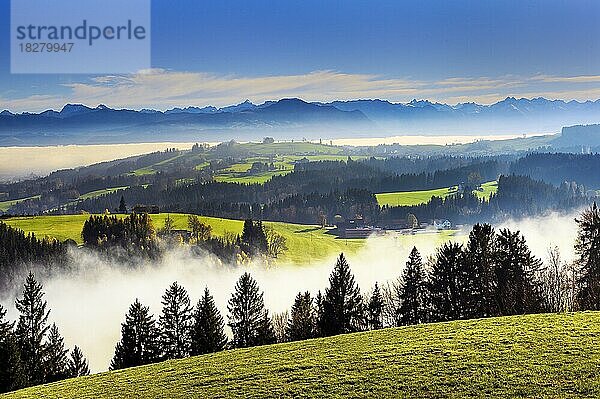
top-left (6, 312), bottom-right (600, 398)
top-left (0, 195), bottom-right (41, 212)
top-left (375, 181), bottom-right (498, 207)
top-left (2, 213), bottom-right (459, 264)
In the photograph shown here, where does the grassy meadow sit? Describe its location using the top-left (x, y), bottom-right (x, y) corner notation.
top-left (0, 195), bottom-right (41, 212)
top-left (6, 312), bottom-right (600, 398)
top-left (2, 213), bottom-right (459, 264)
top-left (375, 181), bottom-right (498, 207)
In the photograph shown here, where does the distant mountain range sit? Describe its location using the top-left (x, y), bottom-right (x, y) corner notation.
top-left (1, 97), bottom-right (600, 145)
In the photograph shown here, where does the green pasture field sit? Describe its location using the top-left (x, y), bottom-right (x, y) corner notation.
top-left (7, 312), bottom-right (600, 398)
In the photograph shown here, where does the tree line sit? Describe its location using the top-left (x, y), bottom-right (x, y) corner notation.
top-left (0, 273), bottom-right (89, 393)
top-left (0, 222), bottom-right (69, 292)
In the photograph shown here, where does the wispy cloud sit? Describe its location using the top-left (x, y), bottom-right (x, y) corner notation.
top-left (1, 70), bottom-right (600, 112)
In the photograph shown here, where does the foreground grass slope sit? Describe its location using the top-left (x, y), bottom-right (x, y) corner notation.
top-left (6, 312), bottom-right (600, 398)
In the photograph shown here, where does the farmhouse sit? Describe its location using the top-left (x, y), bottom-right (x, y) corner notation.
top-left (433, 219), bottom-right (452, 230)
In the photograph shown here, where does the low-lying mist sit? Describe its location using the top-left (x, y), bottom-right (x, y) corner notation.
top-left (1, 211), bottom-right (581, 372)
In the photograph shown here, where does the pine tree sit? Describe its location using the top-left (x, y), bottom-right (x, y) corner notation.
top-left (227, 272), bottom-right (272, 348)
top-left (255, 311), bottom-right (276, 345)
top-left (428, 243), bottom-right (465, 322)
top-left (367, 283), bottom-right (384, 330)
top-left (494, 229), bottom-right (542, 315)
top-left (158, 282), bottom-right (193, 359)
top-left (241, 220), bottom-right (268, 255)
top-left (286, 292), bottom-right (316, 341)
top-left (190, 287), bottom-right (227, 355)
top-left (161, 215), bottom-right (175, 235)
top-left (315, 291), bottom-right (325, 337)
top-left (464, 224), bottom-right (498, 318)
top-left (575, 203), bottom-right (600, 310)
top-left (0, 305), bottom-right (11, 337)
top-left (110, 299), bottom-right (160, 370)
top-left (320, 253), bottom-right (364, 336)
top-left (118, 195), bottom-right (127, 214)
top-left (67, 346), bottom-right (90, 378)
top-left (15, 272), bottom-right (50, 385)
top-left (0, 305), bottom-right (25, 393)
top-left (397, 247), bottom-right (428, 326)
top-left (44, 324), bottom-right (68, 383)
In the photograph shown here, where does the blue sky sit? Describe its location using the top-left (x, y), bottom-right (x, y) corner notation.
top-left (1, 0), bottom-right (600, 111)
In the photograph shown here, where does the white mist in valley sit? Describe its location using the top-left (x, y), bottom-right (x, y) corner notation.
top-left (1, 211), bottom-right (583, 372)
top-left (497, 211), bottom-right (580, 262)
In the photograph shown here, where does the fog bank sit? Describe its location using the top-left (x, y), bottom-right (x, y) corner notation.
top-left (2, 211), bottom-right (582, 372)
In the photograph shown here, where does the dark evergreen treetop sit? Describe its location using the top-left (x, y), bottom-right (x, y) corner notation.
top-left (397, 247), bottom-right (428, 326)
top-left (158, 282), bottom-right (193, 360)
top-left (494, 228), bottom-right (543, 315)
top-left (320, 253), bottom-right (364, 336)
top-left (428, 243), bottom-right (466, 322)
top-left (15, 272), bottom-right (50, 385)
top-left (286, 292), bottom-right (316, 341)
top-left (227, 272), bottom-right (272, 348)
top-left (67, 346), bottom-right (90, 378)
top-left (191, 287), bottom-right (227, 355)
top-left (576, 203), bottom-right (600, 310)
top-left (44, 324), bottom-right (68, 383)
top-left (110, 299), bottom-right (160, 370)
top-left (367, 283), bottom-right (384, 330)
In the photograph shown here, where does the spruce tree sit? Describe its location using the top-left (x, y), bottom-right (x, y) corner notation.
top-left (227, 272), bottom-right (272, 348)
top-left (320, 253), bottom-right (364, 336)
top-left (110, 299), bottom-right (160, 370)
top-left (255, 311), bottom-right (277, 345)
top-left (158, 282), bottom-right (193, 359)
top-left (428, 243), bottom-right (465, 322)
top-left (190, 287), bottom-right (227, 355)
top-left (118, 196), bottom-right (127, 214)
top-left (15, 272), bottom-right (50, 385)
top-left (286, 292), bottom-right (316, 341)
top-left (315, 291), bottom-right (325, 337)
top-left (0, 305), bottom-right (25, 393)
top-left (44, 324), bottom-right (68, 383)
top-left (67, 346), bottom-right (90, 378)
top-left (575, 203), bottom-right (600, 310)
top-left (367, 283), bottom-right (384, 330)
top-left (397, 247), bottom-right (428, 326)
top-left (464, 224), bottom-right (498, 317)
top-left (494, 229), bottom-right (542, 315)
